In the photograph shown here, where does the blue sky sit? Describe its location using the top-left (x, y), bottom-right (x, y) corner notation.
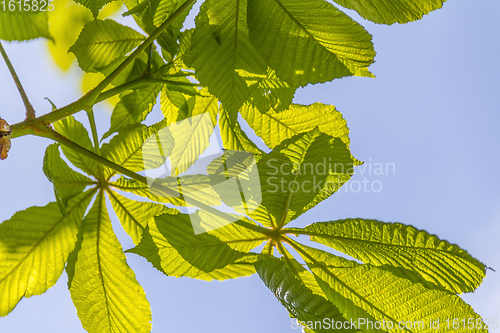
top-left (1, 0), bottom-right (499, 332)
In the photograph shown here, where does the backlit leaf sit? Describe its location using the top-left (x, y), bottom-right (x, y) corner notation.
top-left (299, 245), bottom-right (487, 333)
top-left (219, 107), bottom-right (264, 155)
top-left (101, 121), bottom-right (174, 179)
top-left (111, 174), bottom-right (222, 207)
top-left (128, 211), bottom-right (265, 280)
top-left (0, 12), bottom-right (50, 41)
top-left (67, 191), bottom-right (152, 333)
top-left (107, 190), bottom-right (173, 244)
top-left (126, 0), bottom-right (194, 58)
top-left (247, 0), bottom-right (376, 87)
top-left (70, 19), bottom-right (146, 72)
top-left (247, 68), bottom-right (295, 113)
top-left (47, 0), bottom-right (93, 70)
top-left (0, 191), bottom-right (93, 316)
top-left (166, 95), bottom-right (219, 176)
top-left (255, 257), bottom-right (352, 333)
top-left (43, 144), bottom-right (94, 214)
top-left (54, 116), bottom-right (100, 178)
top-left (185, 0), bottom-right (268, 115)
top-left (103, 83), bottom-right (162, 139)
top-left (253, 128), bottom-right (354, 227)
top-left (332, 0), bottom-right (447, 25)
top-left (160, 88), bottom-right (209, 126)
top-left (74, 0), bottom-right (114, 18)
top-left (303, 219), bottom-right (486, 294)
top-left (241, 103), bottom-right (351, 149)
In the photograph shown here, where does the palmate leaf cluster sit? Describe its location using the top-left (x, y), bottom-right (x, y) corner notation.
top-left (0, 0), bottom-right (491, 332)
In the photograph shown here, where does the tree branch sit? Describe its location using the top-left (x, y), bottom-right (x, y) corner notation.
top-left (11, 76), bottom-right (152, 139)
top-left (0, 42), bottom-right (36, 119)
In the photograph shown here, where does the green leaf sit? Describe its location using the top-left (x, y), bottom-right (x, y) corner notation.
top-left (67, 191), bottom-right (152, 333)
top-left (302, 219), bottom-right (486, 294)
top-left (131, 0), bottom-right (194, 58)
top-left (122, 0), bottom-right (147, 16)
top-left (131, 225), bottom-right (259, 281)
top-left (43, 144), bottom-right (94, 214)
top-left (160, 89), bottom-right (208, 126)
top-left (160, 89), bottom-right (193, 124)
top-left (111, 175), bottom-right (223, 207)
top-left (74, 0), bottom-right (115, 18)
top-left (70, 19), bottom-right (146, 72)
top-left (0, 12), bottom-right (50, 41)
top-left (253, 128), bottom-right (354, 228)
top-left (148, 0), bottom-right (190, 28)
top-left (241, 103), bottom-right (352, 149)
top-left (332, 0), bottom-right (446, 25)
top-left (207, 149), bottom-right (262, 216)
top-left (198, 211), bottom-right (267, 251)
top-left (0, 191), bottom-right (93, 316)
top-left (54, 116), bottom-right (100, 178)
top-left (219, 107), bottom-right (264, 155)
top-left (255, 257), bottom-right (353, 333)
top-left (103, 84), bottom-right (163, 139)
top-left (162, 81), bottom-right (200, 96)
top-left (97, 49), bottom-right (163, 87)
top-left (128, 211), bottom-right (265, 280)
top-left (174, 28), bottom-right (194, 68)
top-left (101, 121), bottom-right (174, 179)
top-left (159, 71), bottom-right (200, 100)
top-left (298, 244), bottom-right (487, 333)
top-left (156, 174), bottom-right (224, 206)
top-left (107, 190), bottom-right (173, 244)
top-left (185, 0), bottom-right (268, 115)
top-left (247, 0), bottom-right (376, 88)
top-left (165, 95), bottom-right (219, 176)
top-left (247, 68), bottom-right (295, 113)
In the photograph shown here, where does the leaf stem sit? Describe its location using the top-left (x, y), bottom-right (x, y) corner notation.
top-left (276, 241), bottom-right (301, 276)
top-left (262, 240), bottom-right (275, 256)
top-left (86, 109), bottom-right (100, 154)
top-left (86, 108), bottom-right (104, 179)
top-left (281, 228), bottom-right (315, 236)
top-left (265, 208), bottom-right (278, 230)
top-left (234, 220), bottom-right (270, 236)
top-left (0, 42), bottom-right (36, 119)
